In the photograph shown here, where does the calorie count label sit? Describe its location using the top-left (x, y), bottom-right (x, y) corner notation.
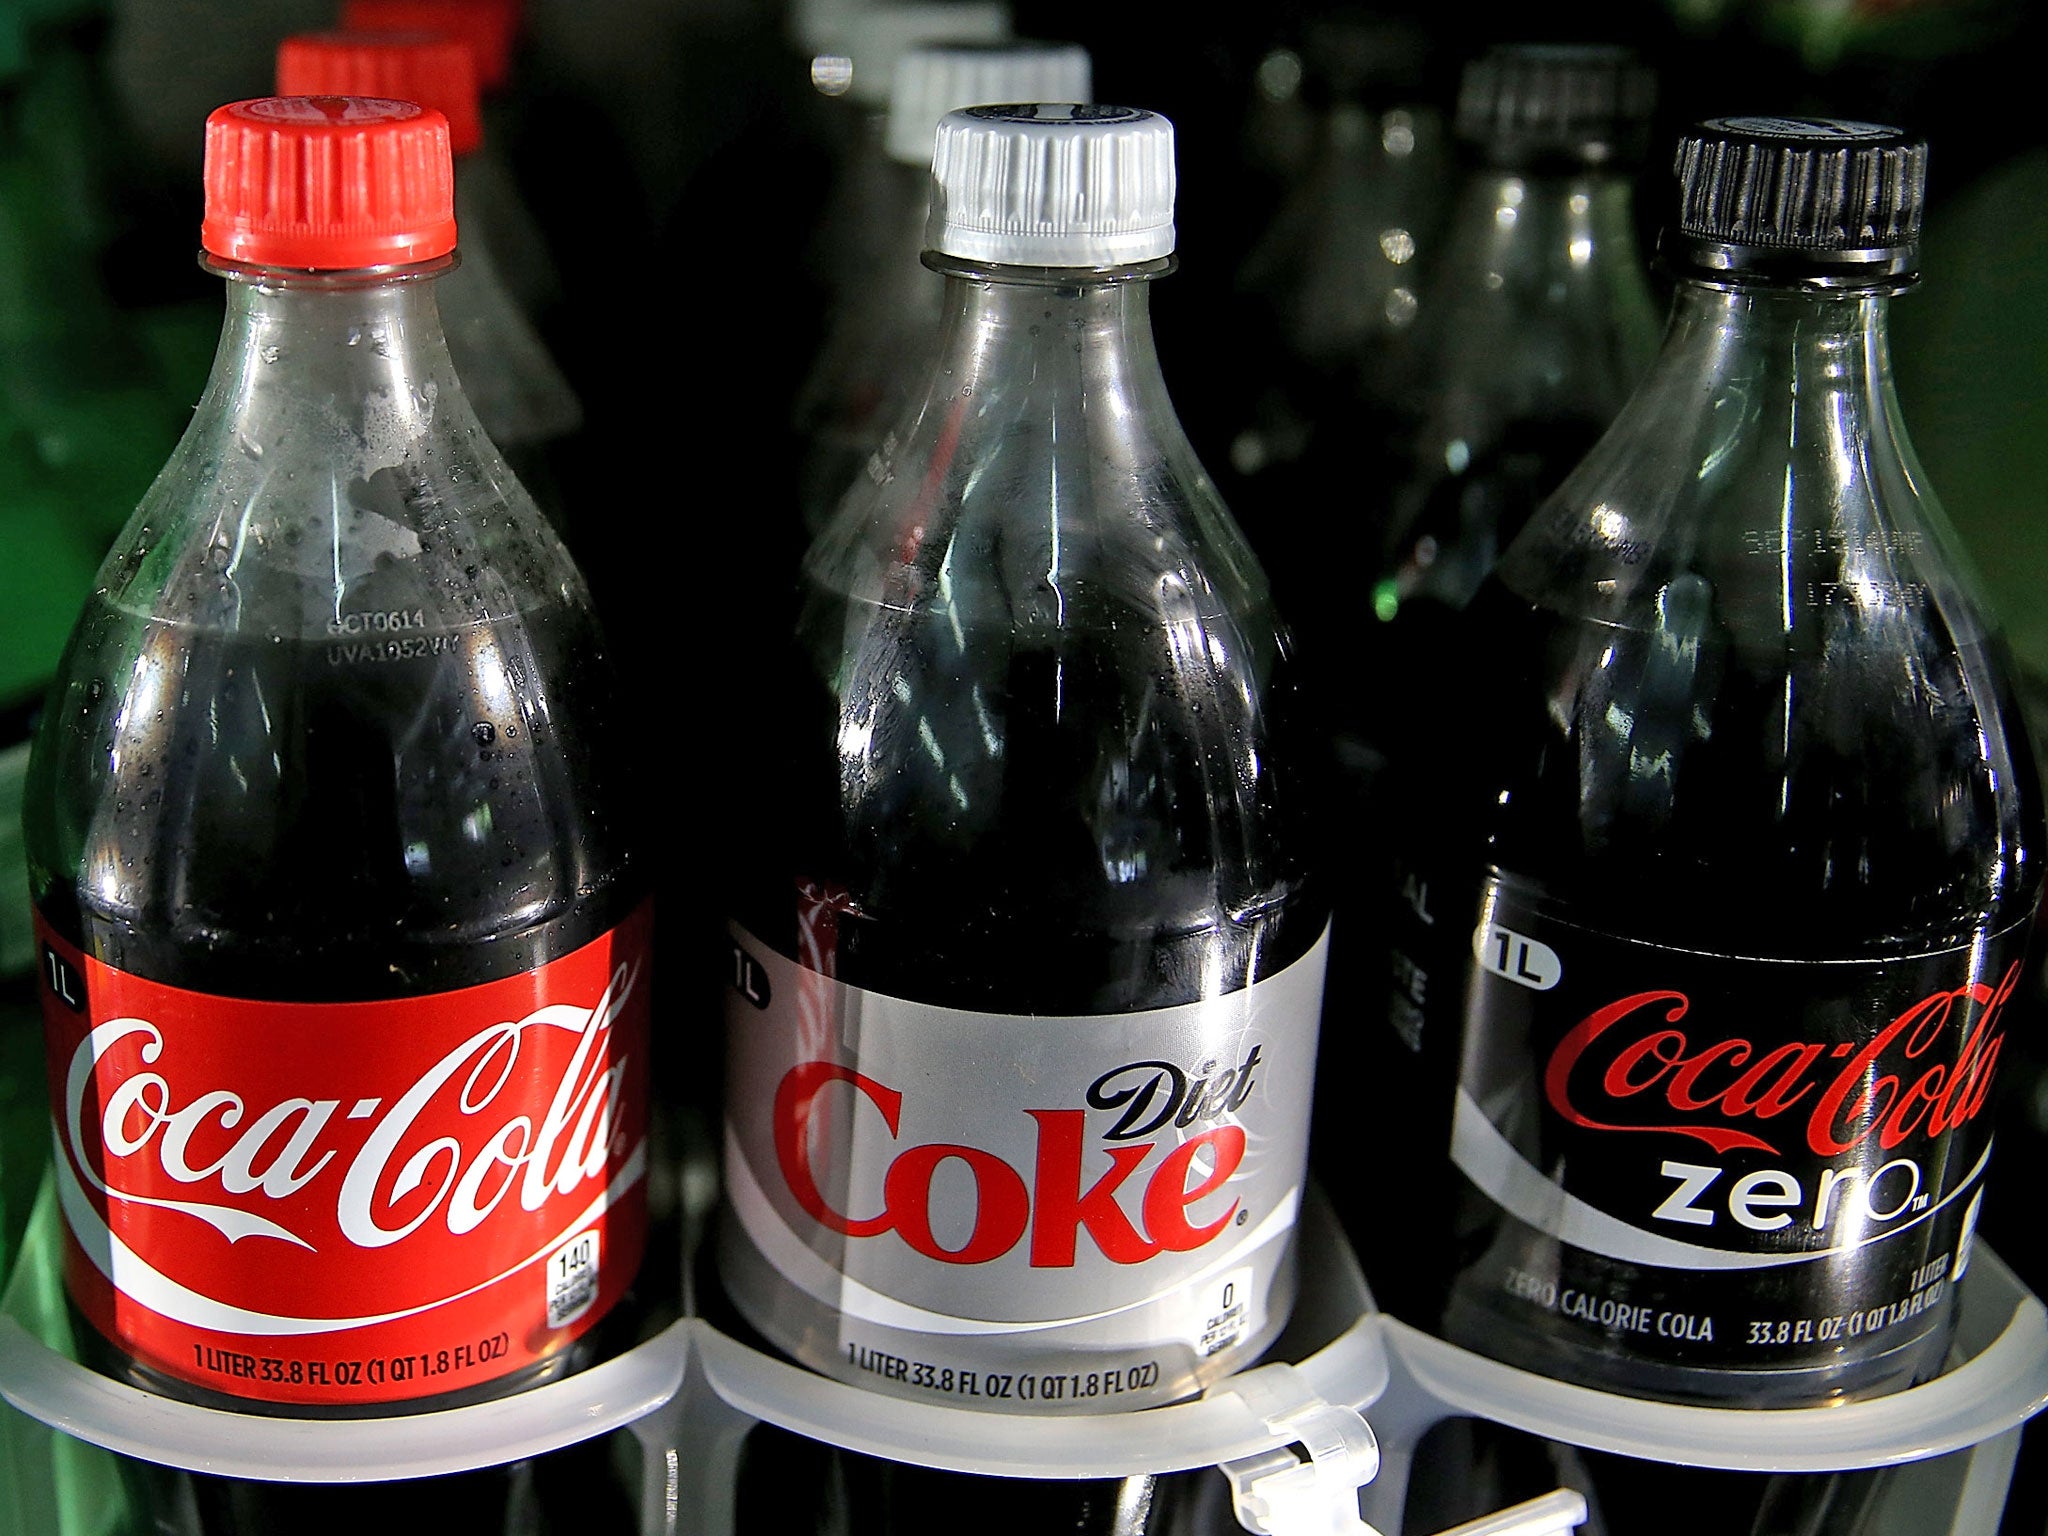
top-left (1499, 1258), bottom-right (1951, 1356)
top-left (547, 1229), bottom-right (601, 1329)
top-left (192, 1331), bottom-right (512, 1391)
top-left (845, 1339), bottom-right (1164, 1405)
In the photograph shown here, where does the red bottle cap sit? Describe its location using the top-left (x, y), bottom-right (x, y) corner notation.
top-left (201, 97), bottom-right (458, 270)
top-left (339, 0), bottom-right (517, 90)
top-left (276, 31), bottom-right (482, 156)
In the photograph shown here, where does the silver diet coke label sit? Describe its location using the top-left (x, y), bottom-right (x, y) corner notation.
top-left (718, 922), bottom-right (1328, 1411)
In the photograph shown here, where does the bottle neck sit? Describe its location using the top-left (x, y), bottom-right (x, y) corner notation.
top-left (1498, 273), bottom-right (1963, 636)
top-left (922, 261), bottom-right (1179, 439)
top-left (202, 265), bottom-right (466, 447)
top-left (1658, 275), bottom-right (1901, 425)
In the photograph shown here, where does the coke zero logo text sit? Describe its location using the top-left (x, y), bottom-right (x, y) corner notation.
top-left (1541, 963), bottom-right (2016, 1159)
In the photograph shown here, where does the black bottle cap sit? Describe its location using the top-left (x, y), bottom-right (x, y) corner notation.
top-left (1455, 43), bottom-right (1656, 170)
top-left (1663, 116), bottom-right (1926, 286)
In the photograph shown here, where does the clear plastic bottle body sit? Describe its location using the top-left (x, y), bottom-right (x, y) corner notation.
top-left (442, 170), bottom-right (583, 461)
top-left (27, 264), bottom-right (639, 1003)
top-left (741, 261), bottom-right (1322, 1010)
top-left (1226, 100), bottom-right (1445, 486)
top-left (1401, 278), bottom-right (2041, 1407)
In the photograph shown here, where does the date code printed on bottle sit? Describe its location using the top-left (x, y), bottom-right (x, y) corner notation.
top-left (547, 1229), bottom-right (601, 1329)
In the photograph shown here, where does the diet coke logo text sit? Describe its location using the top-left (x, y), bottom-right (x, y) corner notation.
top-left (774, 1047), bottom-right (1262, 1267)
top-left (1542, 962), bottom-right (2017, 1161)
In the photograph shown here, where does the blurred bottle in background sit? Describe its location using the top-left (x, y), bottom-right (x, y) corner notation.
top-left (1306, 43), bottom-right (1660, 1334)
top-left (792, 38), bottom-right (1091, 533)
top-left (1219, 11), bottom-right (1444, 523)
top-left (277, 26), bottom-right (585, 525)
top-left (1364, 42), bottom-right (1659, 687)
top-left (338, 0), bottom-right (565, 321)
top-left (797, 1), bottom-right (1010, 306)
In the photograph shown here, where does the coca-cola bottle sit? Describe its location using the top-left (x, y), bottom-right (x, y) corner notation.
top-left (797, 1), bottom-right (1011, 308)
top-left (1395, 116), bottom-right (2040, 1409)
top-left (793, 38), bottom-right (1092, 533)
top-left (718, 101), bottom-right (1326, 1527)
top-left (23, 96), bottom-right (650, 1525)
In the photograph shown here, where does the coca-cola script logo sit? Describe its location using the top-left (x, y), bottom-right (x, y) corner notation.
top-left (39, 906), bottom-right (653, 1404)
top-left (63, 974), bottom-right (635, 1255)
top-left (1543, 962), bottom-right (2017, 1160)
top-left (774, 1048), bottom-right (1262, 1267)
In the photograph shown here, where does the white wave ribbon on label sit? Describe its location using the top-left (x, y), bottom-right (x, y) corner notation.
top-left (54, 1129), bottom-right (647, 1337)
top-left (1449, 1087), bottom-right (1990, 1271)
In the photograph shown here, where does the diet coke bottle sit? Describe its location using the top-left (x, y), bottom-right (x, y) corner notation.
top-left (24, 95), bottom-right (650, 1519)
top-left (718, 102), bottom-right (1328, 1428)
top-left (1395, 117), bottom-right (2042, 1407)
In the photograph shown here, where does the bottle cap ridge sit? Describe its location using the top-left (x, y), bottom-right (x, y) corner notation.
top-left (276, 31), bottom-right (483, 156)
top-left (927, 103), bottom-right (1175, 267)
top-left (1456, 43), bottom-right (1656, 168)
top-left (202, 97), bottom-right (458, 270)
top-left (886, 41), bottom-right (1091, 166)
top-left (1457, 42), bottom-right (1655, 166)
top-left (339, 0), bottom-right (517, 89)
top-left (1666, 116), bottom-right (1925, 282)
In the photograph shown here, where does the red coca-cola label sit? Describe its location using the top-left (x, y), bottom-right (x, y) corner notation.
top-left (37, 904), bottom-right (652, 1407)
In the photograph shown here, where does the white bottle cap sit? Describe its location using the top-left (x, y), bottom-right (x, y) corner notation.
top-left (885, 42), bottom-right (1092, 166)
top-left (927, 103), bottom-right (1176, 267)
top-left (811, 2), bottom-right (1013, 106)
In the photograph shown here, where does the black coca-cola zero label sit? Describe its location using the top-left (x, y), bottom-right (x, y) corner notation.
top-left (1450, 871), bottom-right (2025, 1376)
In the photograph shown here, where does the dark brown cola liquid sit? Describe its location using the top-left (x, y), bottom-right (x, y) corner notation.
top-left (726, 575), bottom-right (1327, 1012)
top-left (31, 594), bottom-right (642, 1004)
top-left (1386, 574), bottom-right (2040, 1407)
top-left (28, 593), bottom-right (647, 1533)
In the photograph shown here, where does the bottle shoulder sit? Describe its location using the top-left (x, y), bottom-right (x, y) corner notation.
top-left (1413, 576), bottom-right (2043, 959)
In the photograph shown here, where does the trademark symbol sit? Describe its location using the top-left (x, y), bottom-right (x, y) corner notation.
top-left (1912, 1196), bottom-right (1931, 1211)
top-left (1236, 1210), bottom-right (1249, 1226)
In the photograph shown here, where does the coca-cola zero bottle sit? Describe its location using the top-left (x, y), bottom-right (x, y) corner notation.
top-left (1400, 116), bottom-right (2041, 1408)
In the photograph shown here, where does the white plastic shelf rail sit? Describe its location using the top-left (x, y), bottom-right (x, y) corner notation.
top-left (2, 1177), bottom-right (2044, 1536)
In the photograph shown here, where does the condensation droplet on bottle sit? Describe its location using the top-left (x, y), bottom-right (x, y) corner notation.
top-left (473, 722), bottom-right (497, 747)
top-left (260, 345), bottom-right (280, 364)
